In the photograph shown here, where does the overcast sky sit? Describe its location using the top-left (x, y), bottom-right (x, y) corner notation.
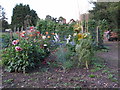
top-left (0, 0), bottom-right (97, 24)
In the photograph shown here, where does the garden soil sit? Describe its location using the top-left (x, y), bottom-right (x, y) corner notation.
top-left (1, 41), bottom-right (119, 88)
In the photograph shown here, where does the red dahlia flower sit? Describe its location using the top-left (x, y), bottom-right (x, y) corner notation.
top-left (15, 46), bottom-right (23, 51)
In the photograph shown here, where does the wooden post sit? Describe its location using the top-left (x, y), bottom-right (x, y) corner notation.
top-left (21, 26), bottom-right (23, 31)
top-left (85, 21), bottom-right (86, 33)
top-left (81, 25), bottom-right (83, 33)
top-left (14, 26), bottom-right (16, 38)
top-left (10, 31), bottom-right (13, 42)
top-left (87, 21), bottom-right (88, 32)
top-left (96, 26), bottom-right (99, 46)
top-left (17, 27), bottom-right (20, 41)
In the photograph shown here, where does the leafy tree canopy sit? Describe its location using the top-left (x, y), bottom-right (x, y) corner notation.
top-left (11, 3), bottom-right (39, 30)
top-left (89, 2), bottom-right (119, 30)
top-left (0, 5), bottom-right (9, 31)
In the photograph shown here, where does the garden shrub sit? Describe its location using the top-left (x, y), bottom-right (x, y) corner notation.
top-left (54, 46), bottom-right (74, 70)
top-left (75, 33), bottom-right (95, 69)
top-left (1, 28), bottom-right (48, 73)
top-left (1, 33), bottom-right (12, 48)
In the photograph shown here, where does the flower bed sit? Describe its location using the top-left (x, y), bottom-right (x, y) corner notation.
top-left (1, 20), bottom-right (96, 73)
top-left (1, 27), bottom-right (49, 73)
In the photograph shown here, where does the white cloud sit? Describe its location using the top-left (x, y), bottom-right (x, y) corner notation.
top-left (0, 0), bottom-right (95, 24)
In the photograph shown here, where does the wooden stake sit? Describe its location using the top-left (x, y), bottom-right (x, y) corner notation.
top-left (10, 31), bottom-right (12, 41)
top-left (18, 27), bottom-right (20, 41)
top-left (86, 60), bottom-right (89, 69)
top-left (96, 26), bottom-right (99, 46)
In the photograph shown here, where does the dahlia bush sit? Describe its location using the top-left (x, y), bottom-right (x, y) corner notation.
top-left (1, 27), bottom-right (48, 73)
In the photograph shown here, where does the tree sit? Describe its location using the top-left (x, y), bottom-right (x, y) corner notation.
top-left (11, 3), bottom-right (39, 30)
top-left (29, 9), bottom-right (39, 26)
top-left (0, 5), bottom-right (7, 20)
top-left (89, 2), bottom-right (119, 30)
top-left (0, 5), bottom-right (9, 31)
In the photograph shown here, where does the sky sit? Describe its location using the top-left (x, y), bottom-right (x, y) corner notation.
top-left (0, 0), bottom-right (97, 24)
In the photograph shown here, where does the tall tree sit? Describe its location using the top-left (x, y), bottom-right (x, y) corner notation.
top-left (29, 9), bottom-right (39, 26)
top-left (0, 5), bottom-right (9, 31)
top-left (11, 3), bottom-right (39, 30)
top-left (89, 2), bottom-right (119, 30)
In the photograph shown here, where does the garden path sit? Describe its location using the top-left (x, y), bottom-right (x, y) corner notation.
top-left (97, 41), bottom-right (119, 70)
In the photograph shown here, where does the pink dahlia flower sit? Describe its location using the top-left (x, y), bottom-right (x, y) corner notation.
top-left (12, 40), bottom-right (19, 45)
top-left (15, 46), bottom-right (23, 51)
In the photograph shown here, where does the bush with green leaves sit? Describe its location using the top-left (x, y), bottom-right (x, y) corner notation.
top-left (36, 19), bottom-right (75, 41)
top-left (54, 46), bottom-right (74, 71)
top-left (1, 33), bottom-right (12, 48)
top-left (1, 29), bottom-right (47, 73)
top-left (75, 34), bottom-right (95, 69)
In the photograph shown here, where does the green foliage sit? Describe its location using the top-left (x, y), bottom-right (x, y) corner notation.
top-left (89, 2), bottom-right (119, 30)
top-left (11, 3), bottom-right (39, 29)
top-left (62, 60), bottom-right (74, 70)
top-left (108, 74), bottom-right (114, 79)
top-left (36, 18), bottom-right (75, 41)
top-left (102, 70), bottom-right (110, 74)
top-left (55, 46), bottom-right (69, 62)
top-left (36, 19), bottom-right (56, 34)
top-left (2, 20), bottom-right (9, 31)
top-left (1, 34), bottom-right (47, 73)
top-left (29, 9), bottom-right (39, 26)
top-left (88, 19), bottom-right (108, 48)
top-left (88, 74), bottom-right (96, 78)
top-left (4, 79), bottom-right (14, 83)
top-left (0, 60), bottom-right (2, 66)
top-left (98, 19), bottom-right (108, 41)
top-left (0, 5), bottom-right (9, 31)
top-left (0, 5), bottom-right (7, 20)
top-left (75, 36), bottom-right (95, 68)
top-left (89, 2), bottom-right (119, 46)
top-left (55, 46), bottom-right (74, 70)
top-left (1, 33), bottom-right (11, 48)
top-left (88, 20), bottom-right (97, 43)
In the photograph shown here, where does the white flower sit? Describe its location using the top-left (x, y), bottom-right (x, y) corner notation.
top-left (42, 36), bottom-right (46, 39)
top-left (43, 44), bottom-right (47, 46)
top-left (66, 35), bottom-right (71, 44)
top-left (69, 35), bottom-right (71, 37)
top-left (55, 33), bottom-right (59, 39)
top-left (73, 33), bottom-right (77, 36)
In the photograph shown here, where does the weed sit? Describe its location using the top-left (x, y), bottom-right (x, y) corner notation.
top-left (101, 49), bottom-right (109, 52)
top-left (80, 79), bottom-right (85, 82)
top-left (88, 74), bottom-right (96, 78)
top-left (63, 82), bottom-right (72, 86)
top-left (94, 63), bottom-right (104, 68)
top-left (102, 70), bottom-right (110, 74)
top-left (28, 78), bottom-right (37, 81)
top-left (90, 69), bottom-right (97, 72)
top-left (0, 60), bottom-right (2, 66)
top-left (40, 68), bottom-right (48, 72)
top-left (74, 86), bottom-right (82, 89)
top-left (49, 62), bottom-right (59, 68)
top-left (4, 79), bottom-right (14, 83)
top-left (108, 74), bottom-right (114, 79)
top-left (90, 67), bottom-right (102, 72)
top-left (71, 77), bottom-right (81, 81)
top-left (48, 77), bottom-right (52, 80)
top-left (62, 60), bottom-right (74, 70)
top-left (111, 78), bottom-right (118, 82)
top-left (33, 72), bottom-right (39, 75)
